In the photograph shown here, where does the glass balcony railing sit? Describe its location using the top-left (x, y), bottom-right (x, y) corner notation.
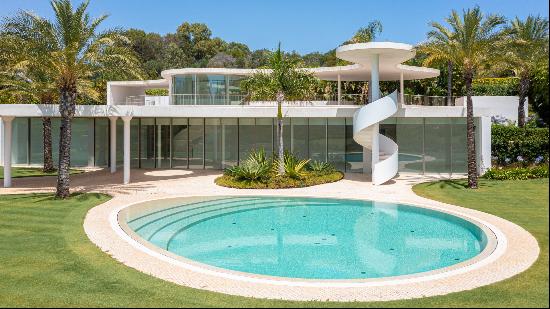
top-left (116, 93), bottom-right (459, 106)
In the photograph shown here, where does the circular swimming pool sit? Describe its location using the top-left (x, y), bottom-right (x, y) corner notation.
top-left (121, 196), bottom-right (492, 280)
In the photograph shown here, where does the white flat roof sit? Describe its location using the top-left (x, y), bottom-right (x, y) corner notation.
top-left (155, 42), bottom-right (439, 83)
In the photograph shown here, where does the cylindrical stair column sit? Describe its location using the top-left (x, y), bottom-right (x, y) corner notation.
top-left (2, 116), bottom-right (15, 188)
top-left (122, 116), bottom-right (132, 184)
top-left (369, 54), bottom-right (381, 176)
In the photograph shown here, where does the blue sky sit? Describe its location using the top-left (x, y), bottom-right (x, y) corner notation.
top-left (1, 0), bottom-right (548, 54)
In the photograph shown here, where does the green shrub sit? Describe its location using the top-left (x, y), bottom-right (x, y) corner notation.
top-left (215, 171), bottom-right (344, 189)
top-left (492, 124), bottom-right (549, 165)
top-left (144, 88), bottom-right (168, 96)
top-left (483, 165), bottom-right (549, 180)
top-left (472, 77), bottom-right (519, 96)
top-left (273, 152), bottom-right (310, 179)
top-left (307, 160), bottom-right (336, 174)
top-left (224, 148), bottom-right (271, 181)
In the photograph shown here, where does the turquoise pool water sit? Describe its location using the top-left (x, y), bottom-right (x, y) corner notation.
top-left (126, 196), bottom-right (487, 279)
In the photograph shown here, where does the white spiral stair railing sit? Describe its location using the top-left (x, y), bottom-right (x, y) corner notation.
top-left (353, 90), bottom-right (399, 185)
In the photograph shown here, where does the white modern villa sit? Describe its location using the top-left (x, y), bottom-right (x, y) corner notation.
top-left (0, 42), bottom-right (527, 187)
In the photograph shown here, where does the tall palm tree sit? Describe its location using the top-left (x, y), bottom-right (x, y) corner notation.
top-left (241, 44), bottom-right (319, 175)
top-left (503, 15), bottom-right (549, 127)
top-left (4, 0), bottom-right (142, 198)
top-left (424, 7), bottom-right (505, 189)
top-left (347, 21), bottom-right (383, 44)
top-left (0, 34), bottom-right (57, 172)
top-left (418, 41), bottom-right (455, 105)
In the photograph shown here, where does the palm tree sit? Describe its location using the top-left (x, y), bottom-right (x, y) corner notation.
top-left (4, 0), bottom-right (142, 198)
top-left (241, 43), bottom-right (319, 175)
top-left (418, 41), bottom-right (455, 105)
top-left (0, 34), bottom-right (57, 172)
top-left (346, 21), bottom-right (383, 44)
top-left (503, 15), bottom-right (549, 127)
top-left (424, 7), bottom-right (506, 189)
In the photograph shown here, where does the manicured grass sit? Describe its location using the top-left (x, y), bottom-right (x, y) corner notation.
top-left (0, 179), bottom-right (547, 307)
top-left (215, 171), bottom-right (344, 189)
top-left (0, 166), bottom-right (83, 179)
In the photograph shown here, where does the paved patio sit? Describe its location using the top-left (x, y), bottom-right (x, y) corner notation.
top-left (0, 169), bottom-right (540, 302)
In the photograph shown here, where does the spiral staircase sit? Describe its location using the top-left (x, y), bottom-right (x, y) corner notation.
top-left (353, 90), bottom-right (399, 185)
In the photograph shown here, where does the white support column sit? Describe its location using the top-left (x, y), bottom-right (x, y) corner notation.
top-left (337, 74), bottom-right (341, 105)
top-left (370, 54), bottom-right (380, 174)
top-left (2, 116), bottom-right (15, 188)
top-left (122, 116), bottom-right (132, 184)
top-left (400, 71), bottom-right (405, 105)
top-left (108, 116), bottom-right (117, 173)
top-left (370, 54), bottom-right (380, 101)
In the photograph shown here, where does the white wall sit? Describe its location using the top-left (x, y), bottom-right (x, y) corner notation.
top-left (455, 96), bottom-right (528, 125)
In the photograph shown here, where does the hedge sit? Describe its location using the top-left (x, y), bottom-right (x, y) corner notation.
top-left (144, 88), bottom-right (168, 96)
top-left (472, 77), bottom-right (519, 96)
top-left (492, 124), bottom-right (549, 165)
top-left (483, 165), bottom-right (549, 180)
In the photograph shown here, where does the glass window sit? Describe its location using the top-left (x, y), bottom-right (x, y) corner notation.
top-left (188, 118), bottom-right (204, 168)
top-left (116, 119), bottom-right (124, 166)
top-left (345, 117), bottom-right (363, 172)
top-left (451, 118), bottom-right (468, 173)
top-left (221, 118), bottom-right (238, 168)
top-left (240, 118), bottom-right (273, 159)
top-left (131, 119), bottom-right (139, 168)
top-left (156, 118), bottom-right (171, 168)
top-left (205, 118), bottom-right (222, 169)
top-left (172, 118), bottom-right (188, 168)
top-left (12, 118), bottom-right (28, 165)
top-left (30, 118), bottom-right (44, 165)
top-left (290, 118), bottom-right (308, 159)
top-left (227, 75), bottom-right (245, 105)
top-left (327, 118), bottom-right (346, 171)
top-left (140, 118), bottom-right (155, 168)
top-left (424, 118), bottom-right (452, 174)
top-left (196, 75), bottom-right (226, 105)
top-left (94, 118), bottom-right (109, 166)
top-left (396, 118), bottom-right (424, 173)
top-left (309, 118), bottom-right (327, 162)
top-left (172, 75), bottom-right (194, 105)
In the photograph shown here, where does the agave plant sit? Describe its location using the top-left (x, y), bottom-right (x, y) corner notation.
top-left (224, 148), bottom-right (272, 181)
top-left (273, 151), bottom-right (310, 179)
top-left (308, 160), bottom-right (336, 174)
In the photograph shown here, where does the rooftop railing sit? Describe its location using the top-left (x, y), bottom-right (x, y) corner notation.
top-left (116, 93), bottom-right (460, 106)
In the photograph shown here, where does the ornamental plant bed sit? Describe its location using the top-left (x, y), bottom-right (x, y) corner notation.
top-left (215, 170), bottom-right (344, 189)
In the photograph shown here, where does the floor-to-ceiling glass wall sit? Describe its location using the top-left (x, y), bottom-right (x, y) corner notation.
top-left (327, 118), bottom-right (346, 171)
top-left (172, 75), bottom-right (194, 105)
top-left (205, 118), bottom-right (222, 169)
top-left (29, 118), bottom-right (43, 165)
top-left (290, 118), bottom-right (308, 159)
top-left (196, 75), bottom-right (226, 105)
top-left (345, 117), bottom-right (363, 172)
top-left (451, 118), bottom-right (468, 173)
top-left (188, 118), bottom-right (204, 168)
top-left (240, 118), bottom-right (273, 159)
top-left (309, 118), bottom-right (327, 162)
top-left (221, 118), bottom-right (238, 168)
top-left (396, 118), bottom-right (424, 173)
top-left (156, 118), bottom-right (171, 168)
top-left (424, 118), bottom-right (452, 174)
top-left (12, 117), bottom-right (28, 165)
top-left (94, 118), bottom-right (109, 167)
top-left (171, 118), bottom-right (189, 168)
top-left (140, 118), bottom-right (155, 168)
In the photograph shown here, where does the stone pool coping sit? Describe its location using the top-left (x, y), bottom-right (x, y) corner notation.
top-left (76, 172), bottom-right (540, 302)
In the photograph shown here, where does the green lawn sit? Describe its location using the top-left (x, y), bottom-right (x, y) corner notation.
top-left (0, 166), bottom-right (83, 179)
top-left (0, 179), bottom-right (547, 307)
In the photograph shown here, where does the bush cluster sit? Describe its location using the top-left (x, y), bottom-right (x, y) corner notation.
top-left (483, 165), bottom-right (549, 180)
top-left (218, 148), bottom-right (343, 189)
top-left (144, 88), bottom-right (169, 96)
top-left (492, 124), bottom-right (549, 166)
top-left (472, 77), bottom-right (519, 96)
